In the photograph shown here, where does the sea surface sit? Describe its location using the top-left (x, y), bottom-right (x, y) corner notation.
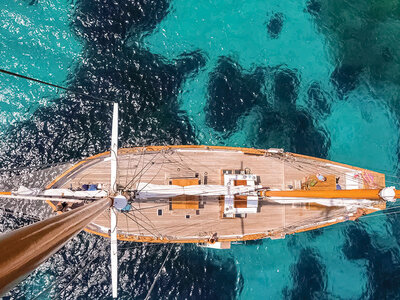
top-left (1, 0), bottom-right (400, 299)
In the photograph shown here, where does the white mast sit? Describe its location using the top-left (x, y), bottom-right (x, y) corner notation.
top-left (110, 102), bottom-right (118, 299)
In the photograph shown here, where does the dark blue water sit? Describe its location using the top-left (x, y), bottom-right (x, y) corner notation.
top-left (2, 0), bottom-right (400, 298)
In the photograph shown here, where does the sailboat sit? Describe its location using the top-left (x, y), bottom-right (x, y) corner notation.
top-left (0, 70), bottom-right (399, 298)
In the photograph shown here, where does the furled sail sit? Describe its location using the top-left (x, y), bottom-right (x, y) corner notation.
top-left (14, 187), bottom-right (108, 198)
top-left (136, 183), bottom-right (262, 199)
top-left (268, 197), bottom-right (379, 209)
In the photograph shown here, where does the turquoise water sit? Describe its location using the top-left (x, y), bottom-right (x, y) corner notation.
top-left (0, 0), bottom-right (81, 129)
top-left (2, 0), bottom-right (400, 298)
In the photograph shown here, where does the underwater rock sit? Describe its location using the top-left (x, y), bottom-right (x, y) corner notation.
top-left (343, 222), bottom-right (400, 298)
top-left (381, 47), bottom-right (394, 63)
top-left (255, 109), bottom-right (329, 158)
top-left (267, 13), bottom-right (284, 39)
top-left (250, 67), bottom-right (329, 158)
top-left (273, 67), bottom-right (300, 111)
top-left (291, 110), bottom-right (329, 157)
top-left (205, 57), bottom-right (265, 135)
top-left (330, 64), bottom-right (362, 96)
top-left (283, 248), bottom-right (326, 299)
top-left (0, 0), bottom-right (204, 169)
top-left (307, 0), bottom-right (400, 86)
top-left (117, 244), bottom-right (242, 299)
top-left (307, 82), bottom-right (331, 115)
top-left (71, 0), bottom-right (171, 44)
top-left (305, 0), bottom-right (321, 16)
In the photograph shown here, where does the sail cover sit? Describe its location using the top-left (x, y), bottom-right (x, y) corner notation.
top-left (268, 197), bottom-right (378, 209)
top-left (36, 189), bottom-right (107, 198)
top-left (136, 183), bottom-right (262, 199)
top-left (14, 187), bottom-right (108, 198)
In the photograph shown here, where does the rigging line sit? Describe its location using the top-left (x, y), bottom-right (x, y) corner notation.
top-left (286, 159), bottom-right (366, 187)
top-left (137, 151), bottom-right (167, 193)
top-left (52, 251), bottom-right (102, 299)
top-left (0, 207), bottom-right (41, 222)
top-left (125, 207), bottom-right (143, 236)
top-left (120, 148), bottom-right (144, 191)
top-left (144, 244), bottom-right (173, 300)
top-left (285, 159), bottom-right (350, 182)
top-left (130, 150), bottom-right (160, 190)
top-left (286, 205), bottom-right (400, 234)
top-left (31, 246), bottom-right (101, 300)
top-left (151, 219), bottom-right (222, 236)
top-left (123, 147), bottom-right (134, 188)
top-left (173, 149), bottom-right (197, 173)
top-left (359, 207), bottom-right (400, 220)
top-left (123, 151), bottom-right (161, 190)
top-left (119, 242), bottom-right (170, 250)
top-left (0, 68), bottom-right (114, 104)
top-left (130, 204), bottom-right (162, 234)
top-left (284, 155), bottom-right (353, 179)
top-left (174, 151), bottom-right (214, 173)
top-left (125, 209), bottom-right (162, 237)
top-left (306, 208), bottom-right (400, 234)
top-left (124, 211), bottom-right (159, 237)
top-left (165, 150), bottom-right (200, 173)
top-left (0, 160), bottom-right (75, 173)
top-left (130, 148), bottom-right (146, 191)
top-left (133, 150), bottom-right (166, 193)
top-left (286, 157), bottom-right (368, 185)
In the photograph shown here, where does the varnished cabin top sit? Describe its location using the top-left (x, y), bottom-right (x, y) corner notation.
top-left (45, 146), bottom-right (386, 244)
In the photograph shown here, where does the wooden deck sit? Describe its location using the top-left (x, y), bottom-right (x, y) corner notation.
top-left (46, 146), bottom-right (386, 243)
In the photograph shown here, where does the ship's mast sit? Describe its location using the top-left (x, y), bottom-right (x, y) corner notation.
top-left (0, 197), bottom-right (111, 295)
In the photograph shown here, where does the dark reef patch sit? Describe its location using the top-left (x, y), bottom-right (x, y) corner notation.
top-left (205, 56), bottom-right (265, 135)
top-left (267, 13), bottom-right (284, 39)
top-left (204, 60), bottom-right (329, 157)
top-left (343, 221), bottom-right (400, 298)
top-left (283, 248), bottom-right (327, 299)
top-left (306, 0), bottom-right (400, 97)
top-left (255, 67), bottom-right (329, 158)
top-left (305, 0), bottom-right (321, 16)
top-left (307, 82), bottom-right (331, 115)
top-left (118, 244), bottom-right (242, 299)
top-left (255, 109), bottom-right (329, 158)
top-left (5, 229), bottom-right (242, 299)
top-left (381, 46), bottom-right (394, 63)
top-left (330, 64), bottom-right (362, 97)
top-left (71, 0), bottom-right (171, 43)
top-left (2, 0), bottom-right (243, 298)
top-left (0, 0), bottom-right (205, 170)
top-left (273, 68), bottom-right (300, 110)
